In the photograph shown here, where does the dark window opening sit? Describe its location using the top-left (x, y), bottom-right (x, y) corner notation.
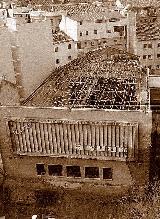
top-left (157, 54), bottom-right (160, 58)
top-left (56, 59), bottom-right (60, 64)
top-left (86, 31), bottom-right (88, 35)
top-left (144, 44), bottom-right (147, 48)
top-left (143, 55), bottom-right (147, 59)
top-left (68, 56), bottom-right (72, 60)
top-left (114, 26), bottom-right (124, 36)
top-left (85, 167), bottom-right (99, 178)
top-left (80, 32), bottom-right (82, 36)
top-left (107, 30), bottom-right (111, 33)
top-left (68, 44), bottom-right (71, 49)
top-left (158, 43), bottom-right (160, 47)
top-left (66, 166), bottom-right (81, 177)
top-left (80, 21), bottom-right (82, 25)
top-left (94, 30), bottom-right (97, 34)
top-left (148, 55), bottom-right (152, 59)
top-left (148, 44), bottom-right (152, 48)
top-left (48, 165), bottom-right (62, 176)
top-left (36, 164), bottom-right (45, 175)
top-left (55, 47), bottom-right (58, 52)
top-left (77, 42), bottom-right (81, 49)
top-left (103, 168), bottom-right (112, 179)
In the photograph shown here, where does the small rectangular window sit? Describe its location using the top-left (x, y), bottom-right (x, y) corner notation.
top-left (85, 167), bottom-right (99, 178)
top-left (148, 44), bottom-right (152, 48)
top-left (55, 47), bottom-right (58, 52)
top-left (56, 59), bottom-right (60, 64)
top-left (66, 166), bottom-right (81, 177)
top-left (107, 30), bottom-right (111, 33)
top-left (80, 21), bottom-right (82, 25)
top-left (36, 164), bottom-right (45, 175)
top-left (94, 30), bottom-right (97, 34)
top-left (158, 43), bottom-right (160, 47)
top-left (157, 54), bottom-right (160, 58)
top-left (86, 31), bottom-right (88, 35)
top-left (77, 42), bottom-right (81, 49)
top-left (103, 168), bottom-right (112, 179)
top-left (143, 55), bottom-right (147, 59)
top-left (48, 165), bottom-right (62, 176)
top-left (80, 32), bottom-right (82, 36)
top-left (143, 44), bottom-right (147, 48)
top-left (68, 56), bottom-right (72, 60)
top-left (68, 44), bottom-right (71, 49)
top-left (148, 55), bottom-right (152, 60)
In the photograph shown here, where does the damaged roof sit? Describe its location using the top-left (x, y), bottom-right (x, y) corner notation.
top-left (23, 46), bottom-right (145, 110)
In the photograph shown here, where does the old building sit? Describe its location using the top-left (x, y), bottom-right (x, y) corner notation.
top-left (59, 4), bottom-right (128, 53)
top-left (53, 31), bottom-right (77, 67)
top-left (0, 46), bottom-right (152, 203)
top-left (135, 16), bottom-right (160, 74)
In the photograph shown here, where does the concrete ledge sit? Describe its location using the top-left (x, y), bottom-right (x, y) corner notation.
top-left (149, 76), bottom-right (160, 88)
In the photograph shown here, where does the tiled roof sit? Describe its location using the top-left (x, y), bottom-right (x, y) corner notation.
top-left (121, 0), bottom-right (160, 8)
top-left (23, 46), bottom-right (145, 110)
top-left (66, 5), bottom-right (123, 21)
top-left (53, 30), bottom-right (73, 43)
top-left (136, 17), bottom-right (160, 41)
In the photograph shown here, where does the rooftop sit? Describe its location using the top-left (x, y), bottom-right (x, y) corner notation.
top-left (53, 30), bottom-right (73, 44)
top-left (136, 17), bottom-right (160, 41)
top-left (66, 6), bottom-right (124, 21)
top-left (23, 46), bottom-right (146, 110)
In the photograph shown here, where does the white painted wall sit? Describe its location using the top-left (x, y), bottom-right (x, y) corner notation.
top-left (59, 15), bottom-right (78, 41)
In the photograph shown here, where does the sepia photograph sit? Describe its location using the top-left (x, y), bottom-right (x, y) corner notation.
top-left (0, 0), bottom-right (160, 218)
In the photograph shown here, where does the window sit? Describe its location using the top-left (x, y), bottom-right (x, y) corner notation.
top-left (48, 165), bottom-right (62, 176)
top-left (56, 59), bottom-right (60, 64)
top-left (107, 30), bottom-right (111, 33)
top-left (143, 44), bottom-right (147, 48)
top-left (68, 44), bottom-right (71, 49)
top-left (85, 167), bottom-right (99, 178)
top-left (157, 54), bottom-right (160, 58)
top-left (36, 164), bottom-right (45, 175)
top-left (77, 42), bottom-right (81, 49)
top-left (66, 166), bottom-right (81, 177)
top-left (143, 55), bottom-right (147, 59)
top-left (94, 30), bottom-right (97, 34)
top-left (103, 168), bottom-right (112, 179)
top-left (158, 43), bottom-right (160, 47)
top-left (86, 31), bottom-right (88, 35)
top-left (55, 47), bottom-right (58, 52)
top-left (148, 55), bottom-right (152, 60)
top-left (157, 65), bottom-right (160, 69)
top-left (80, 32), bottom-right (82, 36)
top-left (148, 44), bottom-right (152, 48)
top-left (80, 21), bottom-right (82, 25)
top-left (103, 41), bottom-right (106, 44)
top-left (68, 56), bottom-right (72, 60)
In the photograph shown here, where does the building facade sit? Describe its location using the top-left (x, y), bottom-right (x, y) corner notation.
top-left (0, 47), bottom-right (152, 203)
